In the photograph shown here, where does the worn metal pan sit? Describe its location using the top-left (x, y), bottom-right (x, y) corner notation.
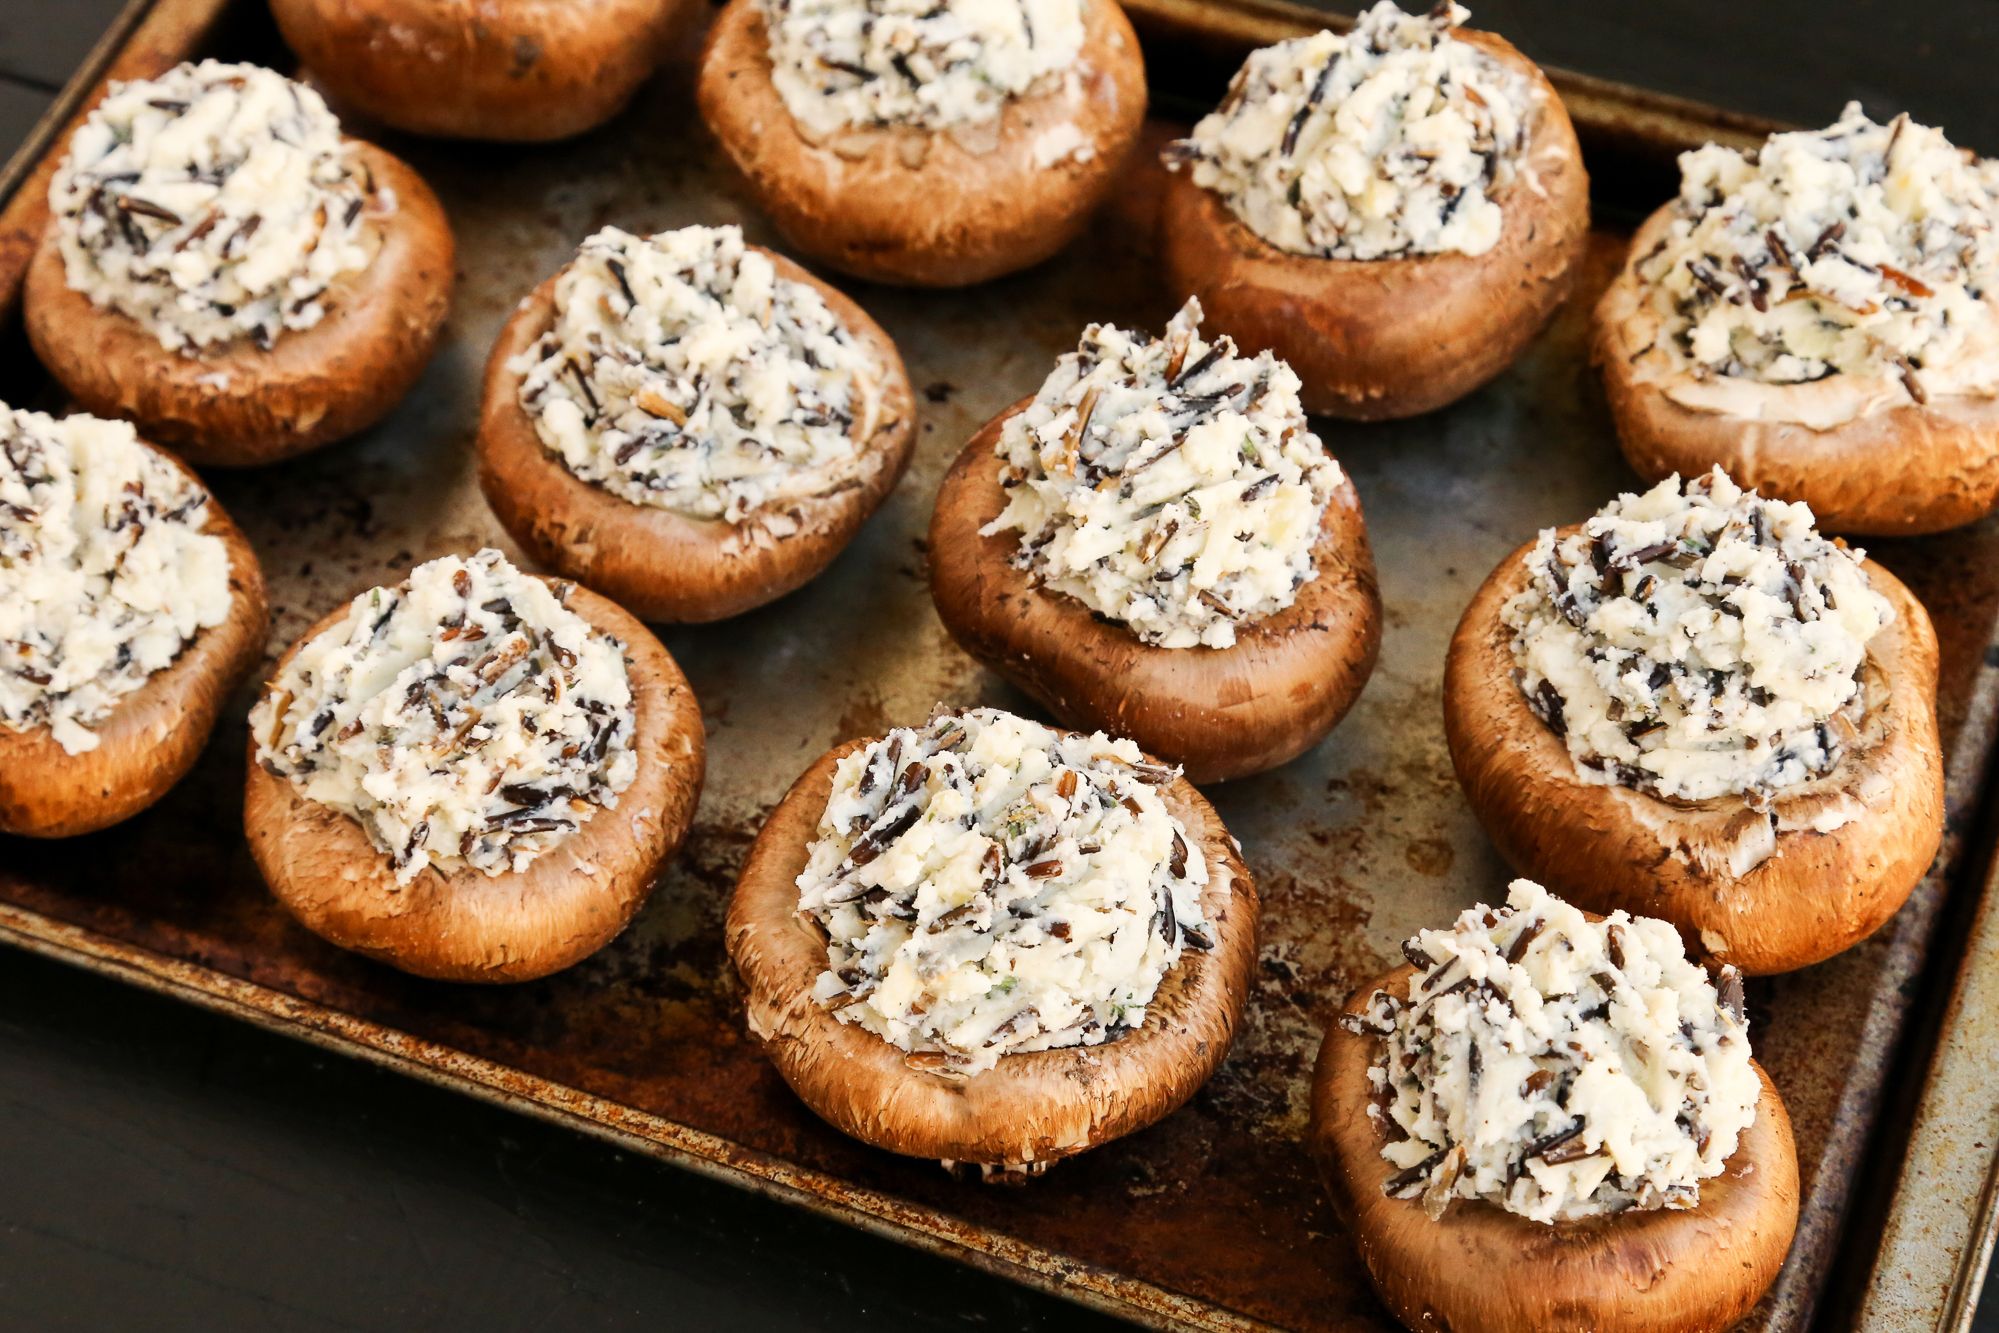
top-left (1, 0), bottom-right (1996, 1327)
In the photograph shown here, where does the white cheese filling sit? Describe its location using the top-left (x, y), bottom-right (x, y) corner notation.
top-left (0, 405), bottom-right (231, 755)
top-left (49, 60), bottom-right (375, 354)
top-left (1502, 469), bottom-right (1891, 804)
top-left (516, 225), bottom-right (884, 525)
top-left (1345, 879), bottom-right (1759, 1224)
top-left (760, 0), bottom-right (1085, 139)
top-left (797, 708), bottom-right (1211, 1078)
top-left (1164, 2), bottom-right (1532, 260)
top-left (1634, 103), bottom-right (1999, 396)
top-left (251, 550), bottom-right (639, 885)
top-left (982, 298), bottom-right (1337, 649)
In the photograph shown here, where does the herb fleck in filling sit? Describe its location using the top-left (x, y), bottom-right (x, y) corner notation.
top-left (517, 225), bottom-right (884, 525)
top-left (0, 404), bottom-right (231, 755)
top-left (797, 708), bottom-right (1211, 1078)
top-left (1635, 102), bottom-right (1999, 393)
top-left (1502, 469), bottom-right (1891, 804)
top-left (761, 0), bottom-right (1085, 139)
top-left (1164, 2), bottom-right (1532, 260)
top-left (252, 550), bottom-right (639, 885)
top-left (49, 60), bottom-right (375, 354)
top-left (1343, 879), bottom-right (1759, 1224)
top-left (982, 298), bottom-right (1337, 649)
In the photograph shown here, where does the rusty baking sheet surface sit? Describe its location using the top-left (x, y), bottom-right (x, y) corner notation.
top-left (5, 6), bottom-right (1999, 1330)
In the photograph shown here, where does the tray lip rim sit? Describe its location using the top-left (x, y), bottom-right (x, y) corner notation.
top-left (1857, 803), bottom-right (1999, 1332)
top-left (0, 0), bottom-right (1994, 1330)
top-left (0, 894), bottom-right (1280, 1333)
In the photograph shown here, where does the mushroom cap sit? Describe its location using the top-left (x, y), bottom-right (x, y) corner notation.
top-left (726, 732), bottom-right (1258, 1168)
top-left (0, 444), bottom-right (268, 837)
top-left (244, 579), bottom-right (705, 982)
top-left (271, 0), bottom-right (691, 142)
top-left (477, 249), bottom-right (917, 623)
top-left (1595, 203), bottom-right (1999, 536)
top-left (24, 142), bottom-right (455, 468)
top-left (1309, 961), bottom-right (1800, 1333)
top-left (1443, 529), bottom-right (1944, 975)
top-left (926, 398), bottom-right (1381, 784)
top-left (695, 0), bottom-right (1148, 287)
top-left (1157, 29), bottom-right (1590, 420)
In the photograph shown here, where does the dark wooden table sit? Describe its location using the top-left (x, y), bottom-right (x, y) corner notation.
top-left (1, 2), bottom-right (1995, 1328)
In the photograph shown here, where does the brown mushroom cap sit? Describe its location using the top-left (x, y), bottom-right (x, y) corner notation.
top-left (1443, 530), bottom-right (1944, 975)
top-left (1309, 961), bottom-right (1800, 1333)
top-left (695, 0), bottom-right (1148, 287)
top-left (244, 579), bottom-right (705, 982)
top-left (0, 445), bottom-right (268, 838)
top-left (1595, 203), bottom-right (1999, 536)
top-left (727, 731), bottom-right (1258, 1168)
top-left (24, 143), bottom-right (455, 468)
top-left (271, 0), bottom-right (690, 142)
top-left (477, 249), bottom-right (917, 623)
top-left (1157, 30), bottom-right (1590, 420)
top-left (927, 398), bottom-right (1381, 784)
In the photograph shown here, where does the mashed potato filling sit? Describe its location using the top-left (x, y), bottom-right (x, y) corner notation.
top-left (252, 550), bottom-right (638, 885)
top-left (983, 298), bottom-right (1337, 649)
top-left (1345, 879), bottom-right (1759, 1224)
top-left (1503, 469), bottom-right (1891, 804)
top-left (0, 405), bottom-right (231, 755)
top-left (761, 0), bottom-right (1085, 139)
top-left (1635, 104), bottom-right (1999, 396)
top-left (50, 60), bottom-right (374, 353)
top-left (797, 708), bottom-right (1211, 1077)
top-left (1164, 2), bottom-right (1532, 260)
top-left (517, 225), bottom-right (883, 524)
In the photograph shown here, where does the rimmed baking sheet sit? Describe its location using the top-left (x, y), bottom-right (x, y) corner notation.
top-left (2, 1), bottom-right (1997, 1327)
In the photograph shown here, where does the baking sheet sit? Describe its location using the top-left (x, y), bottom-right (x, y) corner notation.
top-left (3, 2), bottom-right (1999, 1327)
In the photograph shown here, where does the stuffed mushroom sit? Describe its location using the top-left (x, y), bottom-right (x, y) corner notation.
top-left (928, 299), bottom-right (1380, 784)
top-left (478, 224), bottom-right (915, 622)
top-left (25, 60), bottom-right (454, 467)
top-left (1596, 103), bottom-right (1999, 535)
top-left (1443, 468), bottom-right (1943, 975)
top-left (272, 0), bottom-right (692, 142)
top-left (1158, 2), bottom-right (1589, 419)
top-left (696, 0), bottom-right (1147, 286)
top-left (728, 706), bottom-right (1256, 1174)
top-left (1311, 880), bottom-right (1798, 1332)
top-left (0, 403), bottom-right (267, 837)
top-left (245, 549), bottom-right (704, 982)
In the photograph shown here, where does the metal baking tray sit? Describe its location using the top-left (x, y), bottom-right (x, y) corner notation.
top-left (3, 0), bottom-right (1997, 1327)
